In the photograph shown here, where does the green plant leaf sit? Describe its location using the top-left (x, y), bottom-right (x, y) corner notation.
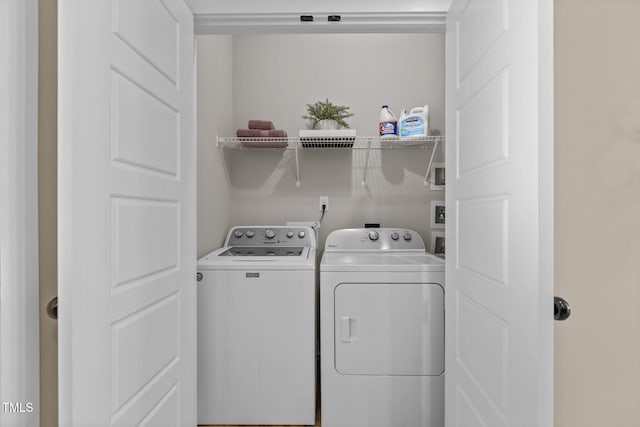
top-left (302, 98), bottom-right (354, 129)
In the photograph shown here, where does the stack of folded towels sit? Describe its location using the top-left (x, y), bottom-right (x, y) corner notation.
top-left (236, 120), bottom-right (288, 148)
top-left (237, 120), bottom-right (288, 138)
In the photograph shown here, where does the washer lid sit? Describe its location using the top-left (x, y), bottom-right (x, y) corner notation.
top-left (321, 252), bottom-right (444, 272)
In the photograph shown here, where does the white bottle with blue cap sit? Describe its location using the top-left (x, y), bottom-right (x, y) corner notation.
top-left (399, 105), bottom-right (430, 140)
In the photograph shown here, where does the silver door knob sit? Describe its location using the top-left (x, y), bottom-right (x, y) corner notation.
top-left (46, 297), bottom-right (58, 320)
top-left (554, 296), bottom-right (571, 321)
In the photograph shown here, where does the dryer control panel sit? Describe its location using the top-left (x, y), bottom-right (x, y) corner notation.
top-left (324, 228), bottom-right (425, 252)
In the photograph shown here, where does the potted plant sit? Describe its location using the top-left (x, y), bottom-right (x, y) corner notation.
top-left (302, 98), bottom-right (354, 130)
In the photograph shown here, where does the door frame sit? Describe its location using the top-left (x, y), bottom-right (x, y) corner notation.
top-left (538, 0), bottom-right (555, 425)
top-left (0, 0), bottom-right (40, 425)
top-left (42, 3), bottom-right (553, 425)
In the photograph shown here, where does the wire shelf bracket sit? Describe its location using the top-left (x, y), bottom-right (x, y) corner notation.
top-left (216, 135), bottom-right (444, 188)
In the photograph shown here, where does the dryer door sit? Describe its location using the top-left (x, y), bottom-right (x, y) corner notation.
top-left (334, 283), bottom-right (444, 376)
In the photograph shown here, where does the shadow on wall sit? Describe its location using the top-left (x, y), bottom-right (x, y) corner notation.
top-left (224, 147), bottom-right (434, 196)
top-left (225, 148), bottom-right (353, 192)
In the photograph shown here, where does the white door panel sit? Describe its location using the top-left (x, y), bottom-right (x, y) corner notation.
top-left (445, 0), bottom-right (553, 426)
top-left (58, 0), bottom-right (196, 425)
top-left (113, 0), bottom-right (180, 83)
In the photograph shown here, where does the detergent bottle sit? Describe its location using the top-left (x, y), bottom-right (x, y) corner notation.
top-left (379, 105), bottom-right (398, 139)
top-left (399, 105), bottom-right (430, 140)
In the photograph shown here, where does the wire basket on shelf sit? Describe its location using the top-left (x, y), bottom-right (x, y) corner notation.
top-left (299, 129), bottom-right (356, 148)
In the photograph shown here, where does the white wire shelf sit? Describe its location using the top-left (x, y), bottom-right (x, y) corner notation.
top-left (216, 136), bottom-right (444, 187)
top-left (216, 136), bottom-right (443, 150)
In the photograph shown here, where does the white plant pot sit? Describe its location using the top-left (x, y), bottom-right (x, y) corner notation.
top-left (316, 119), bottom-right (339, 130)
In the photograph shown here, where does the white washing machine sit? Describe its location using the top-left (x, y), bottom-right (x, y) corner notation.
top-left (197, 226), bottom-right (317, 425)
top-left (320, 228), bottom-right (444, 427)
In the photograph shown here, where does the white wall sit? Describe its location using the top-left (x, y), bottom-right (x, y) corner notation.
top-left (232, 34), bottom-right (444, 136)
top-left (554, 0), bottom-right (640, 425)
top-left (0, 0), bottom-right (40, 425)
top-left (197, 33), bottom-right (445, 250)
top-left (197, 36), bottom-right (234, 257)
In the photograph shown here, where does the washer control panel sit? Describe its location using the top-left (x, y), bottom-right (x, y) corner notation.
top-left (325, 228), bottom-right (425, 251)
top-left (226, 226), bottom-right (316, 248)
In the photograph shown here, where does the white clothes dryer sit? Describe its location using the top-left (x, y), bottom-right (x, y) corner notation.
top-left (197, 226), bottom-right (317, 426)
top-left (320, 228), bottom-right (444, 427)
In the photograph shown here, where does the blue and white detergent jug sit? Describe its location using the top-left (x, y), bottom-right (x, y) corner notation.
top-left (379, 105), bottom-right (398, 139)
top-left (399, 105), bottom-right (430, 140)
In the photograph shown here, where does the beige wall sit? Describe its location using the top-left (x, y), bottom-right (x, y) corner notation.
top-left (197, 34), bottom-right (446, 251)
top-left (554, 0), bottom-right (640, 425)
top-left (231, 34), bottom-right (445, 136)
top-left (38, 0), bottom-right (58, 426)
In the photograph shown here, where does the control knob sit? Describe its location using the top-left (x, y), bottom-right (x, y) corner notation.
top-left (368, 231), bottom-right (379, 241)
top-left (298, 230), bottom-right (306, 239)
top-left (403, 232), bottom-right (412, 241)
top-left (246, 230), bottom-right (255, 238)
top-left (265, 229), bottom-right (275, 239)
top-left (286, 231), bottom-right (294, 238)
top-left (390, 232), bottom-right (400, 241)
top-left (234, 230), bottom-right (244, 238)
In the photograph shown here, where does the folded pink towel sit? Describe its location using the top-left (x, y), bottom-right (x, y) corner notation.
top-left (237, 129), bottom-right (269, 137)
top-left (241, 140), bottom-right (288, 148)
top-left (248, 120), bottom-right (275, 130)
top-left (236, 128), bottom-right (288, 148)
top-left (237, 129), bottom-right (288, 138)
top-left (268, 130), bottom-right (288, 137)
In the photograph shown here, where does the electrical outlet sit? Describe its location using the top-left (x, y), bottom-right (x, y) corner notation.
top-left (319, 196), bottom-right (329, 212)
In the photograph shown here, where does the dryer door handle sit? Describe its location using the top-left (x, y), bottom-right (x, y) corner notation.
top-left (341, 316), bottom-right (353, 342)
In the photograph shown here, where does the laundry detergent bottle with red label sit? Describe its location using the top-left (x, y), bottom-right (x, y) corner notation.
top-left (379, 105), bottom-right (398, 139)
